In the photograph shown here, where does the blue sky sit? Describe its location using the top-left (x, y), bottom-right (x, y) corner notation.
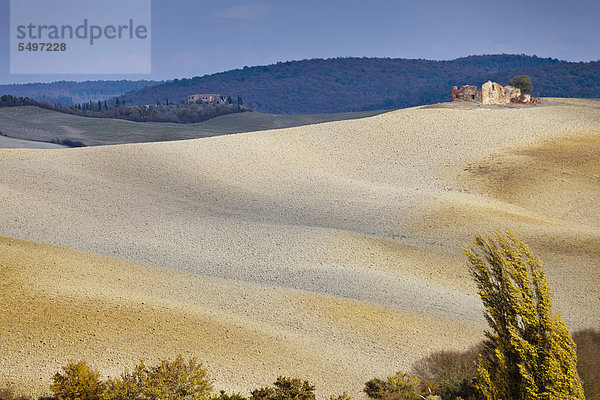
top-left (1, 0), bottom-right (599, 84)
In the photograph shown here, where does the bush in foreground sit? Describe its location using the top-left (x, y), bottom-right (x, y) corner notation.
top-left (50, 360), bottom-right (104, 400)
top-left (328, 393), bottom-right (352, 400)
top-left (104, 354), bottom-right (212, 400)
top-left (250, 376), bottom-right (316, 400)
top-left (411, 346), bottom-right (481, 400)
top-left (4, 329), bottom-right (597, 400)
top-left (211, 390), bottom-right (248, 400)
top-left (412, 347), bottom-right (479, 383)
top-left (364, 371), bottom-right (438, 400)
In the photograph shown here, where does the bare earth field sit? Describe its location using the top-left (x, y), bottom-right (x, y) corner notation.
top-left (0, 135), bottom-right (66, 149)
top-left (0, 236), bottom-right (482, 398)
top-left (0, 98), bottom-right (599, 397)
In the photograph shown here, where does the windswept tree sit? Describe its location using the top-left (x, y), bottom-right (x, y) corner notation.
top-left (464, 231), bottom-right (584, 400)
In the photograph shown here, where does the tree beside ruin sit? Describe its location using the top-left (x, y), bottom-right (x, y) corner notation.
top-left (509, 75), bottom-right (534, 94)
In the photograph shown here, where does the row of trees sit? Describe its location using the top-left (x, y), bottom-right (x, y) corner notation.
top-left (0, 94), bottom-right (248, 124)
top-left (0, 94), bottom-right (37, 107)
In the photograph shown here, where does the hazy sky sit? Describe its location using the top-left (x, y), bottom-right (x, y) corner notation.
top-left (1, 0), bottom-right (599, 84)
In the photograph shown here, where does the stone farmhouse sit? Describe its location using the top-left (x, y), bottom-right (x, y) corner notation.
top-left (187, 94), bottom-right (227, 104)
top-left (452, 80), bottom-right (534, 104)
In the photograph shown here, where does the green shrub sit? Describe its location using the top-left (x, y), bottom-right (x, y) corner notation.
top-left (250, 377), bottom-right (315, 400)
top-left (328, 393), bottom-right (351, 400)
top-left (412, 347), bottom-right (479, 384)
top-left (104, 354), bottom-right (212, 400)
top-left (364, 371), bottom-right (435, 400)
top-left (211, 390), bottom-right (247, 400)
top-left (573, 329), bottom-right (600, 400)
top-left (411, 346), bottom-right (481, 399)
top-left (436, 379), bottom-right (472, 400)
top-left (508, 75), bottom-right (533, 94)
top-left (50, 360), bottom-right (104, 400)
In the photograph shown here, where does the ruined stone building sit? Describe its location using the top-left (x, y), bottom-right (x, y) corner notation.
top-left (452, 80), bottom-right (534, 104)
top-left (452, 85), bottom-right (480, 102)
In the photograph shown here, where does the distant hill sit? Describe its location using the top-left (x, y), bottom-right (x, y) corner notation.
top-left (0, 106), bottom-right (387, 146)
top-left (0, 80), bottom-right (160, 106)
top-left (119, 54), bottom-right (600, 113)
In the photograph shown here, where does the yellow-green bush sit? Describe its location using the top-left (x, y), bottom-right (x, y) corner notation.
top-left (250, 377), bottom-right (315, 400)
top-left (211, 390), bottom-right (247, 400)
top-left (364, 371), bottom-right (436, 400)
top-left (50, 360), bottom-right (104, 400)
top-left (104, 354), bottom-right (212, 400)
top-left (328, 393), bottom-right (352, 400)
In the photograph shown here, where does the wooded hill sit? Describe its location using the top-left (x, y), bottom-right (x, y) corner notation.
top-left (0, 80), bottom-right (159, 106)
top-left (3, 55), bottom-right (599, 114)
top-left (119, 54), bottom-right (600, 113)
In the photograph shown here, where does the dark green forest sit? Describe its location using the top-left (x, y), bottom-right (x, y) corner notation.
top-left (2, 55), bottom-right (599, 114)
top-left (0, 80), bottom-right (159, 106)
top-left (119, 54), bottom-right (600, 113)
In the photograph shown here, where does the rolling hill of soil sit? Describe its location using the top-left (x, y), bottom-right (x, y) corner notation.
top-left (0, 106), bottom-right (385, 147)
top-left (0, 98), bottom-right (598, 397)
